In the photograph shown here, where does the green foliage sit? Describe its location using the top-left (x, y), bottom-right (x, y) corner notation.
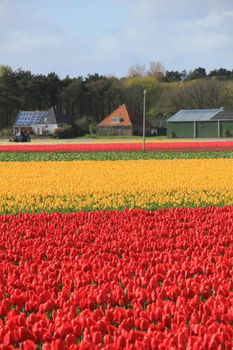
top-left (124, 76), bottom-right (159, 91)
top-left (53, 124), bottom-right (87, 138)
top-left (158, 79), bottom-right (225, 116)
top-left (208, 68), bottom-right (233, 81)
top-left (88, 121), bottom-right (97, 134)
top-left (123, 76), bottom-right (161, 114)
top-left (220, 82), bottom-right (233, 109)
top-left (163, 70), bottom-right (183, 82)
top-left (0, 151), bottom-right (233, 162)
top-left (0, 65), bottom-right (13, 77)
top-left (0, 64), bottom-right (233, 133)
top-left (223, 130), bottom-right (233, 138)
top-left (186, 67), bottom-right (207, 80)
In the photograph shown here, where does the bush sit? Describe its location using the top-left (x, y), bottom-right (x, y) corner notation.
top-left (76, 124), bottom-right (89, 137)
top-left (0, 128), bottom-right (12, 137)
top-left (171, 131), bottom-right (176, 138)
top-left (88, 121), bottom-right (97, 135)
top-left (54, 124), bottom-right (90, 138)
top-left (54, 125), bottom-right (76, 139)
top-left (223, 130), bottom-right (233, 138)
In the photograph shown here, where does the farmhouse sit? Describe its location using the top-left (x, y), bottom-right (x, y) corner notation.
top-left (97, 104), bottom-right (151, 136)
top-left (13, 107), bottom-right (68, 136)
top-left (167, 108), bottom-right (233, 138)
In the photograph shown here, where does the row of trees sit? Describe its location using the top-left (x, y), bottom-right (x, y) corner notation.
top-left (128, 63), bottom-right (233, 82)
top-left (0, 64), bottom-right (233, 132)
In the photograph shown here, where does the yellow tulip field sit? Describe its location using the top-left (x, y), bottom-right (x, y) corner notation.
top-left (0, 158), bottom-right (232, 213)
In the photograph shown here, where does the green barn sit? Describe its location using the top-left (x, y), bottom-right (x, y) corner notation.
top-left (167, 108), bottom-right (233, 138)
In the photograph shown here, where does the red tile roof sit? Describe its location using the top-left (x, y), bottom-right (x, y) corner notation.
top-left (98, 104), bottom-right (133, 127)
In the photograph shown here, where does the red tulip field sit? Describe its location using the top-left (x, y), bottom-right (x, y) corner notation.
top-left (0, 144), bottom-right (233, 349)
top-left (1, 140), bottom-right (233, 153)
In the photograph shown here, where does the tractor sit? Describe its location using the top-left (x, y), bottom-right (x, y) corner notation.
top-left (9, 130), bottom-right (31, 142)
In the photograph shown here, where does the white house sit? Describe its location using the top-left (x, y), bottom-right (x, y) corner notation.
top-left (13, 107), bottom-right (68, 136)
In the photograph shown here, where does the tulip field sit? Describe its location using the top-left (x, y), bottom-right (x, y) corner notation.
top-left (0, 141), bottom-right (233, 349)
top-left (1, 140), bottom-right (233, 152)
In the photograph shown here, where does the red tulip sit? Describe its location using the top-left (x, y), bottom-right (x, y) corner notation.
top-left (0, 207), bottom-right (232, 348)
top-left (21, 340), bottom-right (36, 350)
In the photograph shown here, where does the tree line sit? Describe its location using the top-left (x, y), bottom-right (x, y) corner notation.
top-left (0, 63), bottom-right (233, 133)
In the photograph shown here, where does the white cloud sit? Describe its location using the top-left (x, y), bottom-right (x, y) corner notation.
top-left (0, 31), bottom-right (65, 54)
top-left (0, 0), bottom-right (233, 76)
top-left (175, 8), bottom-right (233, 59)
top-left (183, 10), bottom-right (233, 29)
top-left (177, 33), bottom-right (232, 53)
top-left (115, 0), bottom-right (233, 72)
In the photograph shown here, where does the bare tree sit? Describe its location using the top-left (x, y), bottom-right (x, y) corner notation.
top-left (127, 64), bottom-right (146, 77)
top-left (147, 61), bottom-right (166, 80)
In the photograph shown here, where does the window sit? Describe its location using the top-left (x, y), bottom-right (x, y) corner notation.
top-left (112, 116), bottom-right (121, 123)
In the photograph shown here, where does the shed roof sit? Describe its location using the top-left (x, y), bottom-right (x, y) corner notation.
top-left (167, 109), bottom-right (223, 122)
top-left (211, 110), bottom-right (233, 120)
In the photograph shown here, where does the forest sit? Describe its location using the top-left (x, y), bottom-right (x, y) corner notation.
top-left (0, 63), bottom-right (233, 134)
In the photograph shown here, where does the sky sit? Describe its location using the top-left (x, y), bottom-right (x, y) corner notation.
top-left (0, 0), bottom-right (233, 78)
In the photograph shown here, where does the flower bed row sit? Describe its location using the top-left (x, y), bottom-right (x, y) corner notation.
top-left (0, 159), bottom-right (232, 214)
top-left (1, 141), bottom-right (233, 153)
top-left (0, 151), bottom-right (233, 162)
top-left (0, 207), bottom-right (233, 349)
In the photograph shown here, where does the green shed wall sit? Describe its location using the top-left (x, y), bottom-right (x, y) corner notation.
top-left (167, 122), bottom-right (194, 138)
top-left (168, 120), bottom-right (233, 138)
top-left (220, 121), bottom-right (233, 137)
top-left (196, 121), bottom-right (218, 138)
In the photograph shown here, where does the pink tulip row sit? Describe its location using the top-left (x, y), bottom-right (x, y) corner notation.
top-left (1, 141), bottom-right (233, 152)
top-left (0, 206), bottom-right (233, 349)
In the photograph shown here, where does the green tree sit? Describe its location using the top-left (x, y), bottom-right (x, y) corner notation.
top-left (186, 67), bottom-right (207, 80)
top-left (163, 70), bottom-right (183, 82)
top-left (220, 82), bottom-right (233, 108)
top-left (61, 77), bottom-right (83, 122)
top-left (158, 79), bottom-right (225, 117)
top-left (46, 72), bottom-right (62, 108)
top-left (123, 76), bottom-right (161, 115)
top-left (208, 68), bottom-right (233, 81)
top-left (185, 79), bottom-right (224, 108)
top-left (0, 65), bottom-right (18, 128)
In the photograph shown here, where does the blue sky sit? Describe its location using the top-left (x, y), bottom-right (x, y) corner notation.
top-left (0, 0), bottom-right (233, 78)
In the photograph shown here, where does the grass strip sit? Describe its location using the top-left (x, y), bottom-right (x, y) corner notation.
top-left (1, 151), bottom-right (233, 162)
top-left (0, 201), bottom-right (229, 216)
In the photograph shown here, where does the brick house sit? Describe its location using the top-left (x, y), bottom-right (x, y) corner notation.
top-left (97, 104), bottom-right (150, 136)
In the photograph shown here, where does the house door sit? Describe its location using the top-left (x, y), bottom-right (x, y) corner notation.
top-left (37, 127), bottom-right (42, 135)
